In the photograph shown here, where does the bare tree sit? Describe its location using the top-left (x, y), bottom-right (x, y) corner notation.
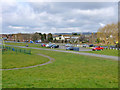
top-left (97, 23), bottom-right (118, 45)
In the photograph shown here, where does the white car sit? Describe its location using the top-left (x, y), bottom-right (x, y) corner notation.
top-left (46, 44), bottom-right (53, 48)
top-left (46, 44), bottom-right (50, 47)
top-left (82, 44), bottom-right (89, 47)
top-left (65, 44), bottom-right (73, 47)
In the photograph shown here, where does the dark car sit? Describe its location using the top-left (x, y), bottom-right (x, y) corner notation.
top-left (109, 45), bottom-right (116, 49)
top-left (101, 46), bottom-right (108, 49)
top-left (89, 44), bottom-right (94, 47)
top-left (51, 45), bottom-right (59, 48)
top-left (66, 47), bottom-right (74, 50)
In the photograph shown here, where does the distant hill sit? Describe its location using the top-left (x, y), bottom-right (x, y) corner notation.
top-left (53, 33), bottom-right (72, 35)
top-left (53, 32), bottom-right (95, 35)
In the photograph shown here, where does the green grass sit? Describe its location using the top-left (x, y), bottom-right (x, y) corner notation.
top-left (82, 49), bottom-right (118, 56)
top-left (2, 51), bottom-right (49, 69)
top-left (2, 48), bottom-right (118, 88)
top-left (5, 42), bottom-right (44, 48)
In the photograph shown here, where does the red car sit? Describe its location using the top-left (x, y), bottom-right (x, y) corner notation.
top-left (92, 46), bottom-right (104, 51)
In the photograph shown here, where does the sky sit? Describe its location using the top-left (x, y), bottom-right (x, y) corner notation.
top-left (1, 0), bottom-right (118, 34)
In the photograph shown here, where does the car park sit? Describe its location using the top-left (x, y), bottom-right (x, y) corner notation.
top-left (92, 46), bottom-right (104, 51)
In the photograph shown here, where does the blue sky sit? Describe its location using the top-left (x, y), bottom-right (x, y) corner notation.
top-left (1, 0), bottom-right (118, 34)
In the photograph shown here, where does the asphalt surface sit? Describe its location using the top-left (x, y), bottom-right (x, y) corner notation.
top-left (6, 45), bottom-right (119, 61)
top-left (59, 45), bottom-right (91, 51)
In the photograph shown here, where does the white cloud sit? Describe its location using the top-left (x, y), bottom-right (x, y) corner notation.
top-left (2, 2), bottom-right (118, 34)
top-left (99, 23), bottom-right (105, 27)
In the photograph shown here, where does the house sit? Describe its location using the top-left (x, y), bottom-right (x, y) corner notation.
top-left (61, 35), bottom-right (70, 41)
top-left (53, 35), bottom-right (61, 40)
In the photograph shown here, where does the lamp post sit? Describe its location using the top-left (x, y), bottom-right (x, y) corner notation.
top-left (110, 35), bottom-right (113, 44)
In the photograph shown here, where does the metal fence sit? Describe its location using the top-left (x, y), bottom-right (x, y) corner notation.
top-left (2, 46), bottom-right (31, 54)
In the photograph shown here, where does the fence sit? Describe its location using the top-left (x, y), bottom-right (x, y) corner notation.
top-left (2, 46), bottom-right (31, 54)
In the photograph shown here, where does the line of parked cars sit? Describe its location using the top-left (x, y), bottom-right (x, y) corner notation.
top-left (41, 43), bottom-right (59, 48)
top-left (81, 44), bottom-right (120, 51)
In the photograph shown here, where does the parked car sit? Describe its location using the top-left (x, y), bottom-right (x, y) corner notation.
top-left (66, 47), bottom-right (74, 50)
top-left (109, 45), bottom-right (116, 49)
top-left (35, 40), bottom-right (41, 43)
top-left (46, 44), bottom-right (53, 48)
top-left (30, 41), bottom-right (34, 43)
top-left (89, 44), bottom-right (94, 47)
top-left (41, 43), bottom-right (46, 47)
top-left (24, 40), bottom-right (29, 43)
top-left (92, 46), bottom-right (104, 51)
top-left (51, 45), bottom-right (59, 48)
top-left (101, 46), bottom-right (108, 49)
top-left (82, 44), bottom-right (89, 47)
top-left (65, 44), bottom-right (72, 47)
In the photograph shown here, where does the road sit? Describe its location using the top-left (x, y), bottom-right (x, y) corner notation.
top-left (6, 45), bottom-right (119, 61)
top-left (59, 45), bottom-right (91, 51)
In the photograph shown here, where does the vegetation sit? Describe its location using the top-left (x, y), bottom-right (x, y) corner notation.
top-left (32, 32), bottom-right (40, 41)
top-left (82, 49), bottom-right (118, 56)
top-left (2, 48), bottom-right (118, 88)
top-left (5, 42), bottom-right (44, 48)
top-left (2, 51), bottom-right (49, 69)
top-left (97, 23), bottom-right (118, 45)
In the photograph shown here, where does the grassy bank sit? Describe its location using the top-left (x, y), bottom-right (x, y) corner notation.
top-left (2, 48), bottom-right (118, 88)
top-left (2, 51), bottom-right (49, 69)
top-left (82, 49), bottom-right (118, 56)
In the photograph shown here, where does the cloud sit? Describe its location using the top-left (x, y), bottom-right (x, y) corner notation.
top-left (1, 1), bottom-right (118, 34)
top-left (99, 23), bottom-right (105, 27)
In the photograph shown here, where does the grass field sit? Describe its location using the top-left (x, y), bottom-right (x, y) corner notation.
top-left (5, 42), bottom-right (43, 48)
top-left (2, 51), bottom-right (49, 69)
top-left (83, 49), bottom-right (119, 56)
top-left (2, 47), bottom-right (118, 88)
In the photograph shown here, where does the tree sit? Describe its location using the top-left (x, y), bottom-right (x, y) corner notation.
top-left (96, 38), bottom-right (100, 44)
top-left (42, 33), bottom-right (46, 41)
top-left (39, 33), bottom-right (44, 41)
top-left (72, 33), bottom-right (77, 35)
top-left (47, 33), bottom-right (53, 42)
top-left (97, 23), bottom-right (118, 45)
top-left (78, 35), bottom-right (85, 42)
top-left (32, 32), bottom-right (40, 41)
